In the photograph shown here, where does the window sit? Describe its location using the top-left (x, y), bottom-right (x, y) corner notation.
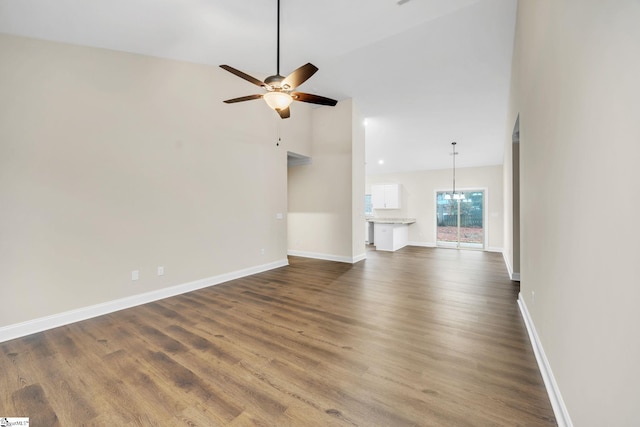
top-left (365, 194), bottom-right (373, 216)
top-left (436, 190), bottom-right (485, 249)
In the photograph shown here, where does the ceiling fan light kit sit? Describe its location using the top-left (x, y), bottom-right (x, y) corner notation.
top-left (263, 91), bottom-right (293, 111)
top-left (220, 0), bottom-right (337, 119)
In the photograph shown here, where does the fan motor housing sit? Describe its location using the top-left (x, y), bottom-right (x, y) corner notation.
top-left (265, 74), bottom-right (286, 89)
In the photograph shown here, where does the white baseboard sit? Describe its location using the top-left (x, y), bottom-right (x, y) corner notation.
top-left (352, 253), bottom-right (367, 263)
top-left (407, 241), bottom-right (436, 247)
top-left (408, 242), bottom-right (503, 253)
top-left (0, 259), bottom-right (288, 344)
top-left (518, 294), bottom-right (573, 427)
top-left (287, 249), bottom-right (364, 264)
top-left (502, 251), bottom-right (521, 281)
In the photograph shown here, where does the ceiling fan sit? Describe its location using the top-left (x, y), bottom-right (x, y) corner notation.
top-left (220, 0), bottom-right (338, 119)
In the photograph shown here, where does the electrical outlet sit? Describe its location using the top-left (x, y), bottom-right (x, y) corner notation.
top-left (157, 266), bottom-right (164, 276)
top-left (260, 248), bottom-right (265, 255)
top-left (531, 290), bottom-right (535, 304)
top-left (132, 270), bottom-right (139, 281)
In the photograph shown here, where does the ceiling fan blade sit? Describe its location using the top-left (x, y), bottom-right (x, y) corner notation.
top-left (281, 63), bottom-right (318, 90)
top-left (277, 107), bottom-right (291, 119)
top-left (292, 92), bottom-right (338, 106)
top-left (219, 65), bottom-right (265, 87)
top-left (223, 94), bottom-right (263, 104)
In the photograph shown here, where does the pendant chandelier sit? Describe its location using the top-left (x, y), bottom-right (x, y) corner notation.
top-left (444, 141), bottom-right (465, 200)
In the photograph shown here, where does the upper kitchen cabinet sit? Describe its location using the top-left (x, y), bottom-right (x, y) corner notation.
top-left (371, 184), bottom-right (401, 209)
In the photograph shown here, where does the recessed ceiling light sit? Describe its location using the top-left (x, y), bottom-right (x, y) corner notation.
top-left (378, 160), bottom-right (384, 165)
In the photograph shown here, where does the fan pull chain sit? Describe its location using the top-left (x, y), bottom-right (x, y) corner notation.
top-left (276, 119), bottom-right (281, 147)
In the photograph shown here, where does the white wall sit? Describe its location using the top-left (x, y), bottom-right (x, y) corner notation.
top-left (506, 1), bottom-right (640, 425)
top-left (0, 34), bottom-right (312, 331)
top-left (351, 104), bottom-right (366, 261)
top-left (287, 99), bottom-right (366, 263)
top-left (503, 121), bottom-right (519, 279)
top-left (366, 165), bottom-right (504, 251)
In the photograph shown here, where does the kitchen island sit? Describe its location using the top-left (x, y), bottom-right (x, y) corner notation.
top-left (367, 218), bottom-right (416, 252)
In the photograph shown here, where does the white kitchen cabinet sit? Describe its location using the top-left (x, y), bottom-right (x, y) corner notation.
top-left (371, 184), bottom-right (401, 209)
top-left (373, 223), bottom-right (409, 251)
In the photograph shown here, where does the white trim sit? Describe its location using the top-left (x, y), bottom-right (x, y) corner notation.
top-left (518, 294), bottom-right (573, 427)
top-left (434, 187), bottom-right (489, 250)
top-left (502, 251), bottom-right (521, 281)
top-left (407, 242), bottom-right (503, 252)
top-left (407, 241), bottom-right (436, 248)
top-left (484, 188), bottom-right (490, 250)
top-left (503, 251), bottom-right (512, 277)
top-left (352, 253), bottom-right (367, 263)
top-left (287, 249), bottom-right (363, 264)
top-left (0, 259), bottom-right (288, 344)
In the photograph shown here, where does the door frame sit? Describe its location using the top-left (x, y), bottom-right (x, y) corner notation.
top-left (434, 187), bottom-right (489, 250)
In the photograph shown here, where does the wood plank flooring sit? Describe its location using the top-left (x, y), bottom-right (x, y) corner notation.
top-left (0, 247), bottom-right (556, 426)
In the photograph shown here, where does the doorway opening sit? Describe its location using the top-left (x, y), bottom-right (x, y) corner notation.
top-left (436, 190), bottom-right (485, 249)
top-left (511, 115), bottom-right (521, 279)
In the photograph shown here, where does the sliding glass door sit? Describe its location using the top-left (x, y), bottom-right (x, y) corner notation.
top-left (436, 190), bottom-right (484, 249)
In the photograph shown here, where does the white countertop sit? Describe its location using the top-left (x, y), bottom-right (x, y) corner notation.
top-left (367, 218), bottom-right (416, 225)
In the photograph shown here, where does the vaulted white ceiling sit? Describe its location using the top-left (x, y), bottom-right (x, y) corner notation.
top-left (0, 0), bottom-right (517, 174)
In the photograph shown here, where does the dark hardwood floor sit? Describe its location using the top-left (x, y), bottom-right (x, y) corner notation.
top-left (0, 247), bottom-right (556, 426)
